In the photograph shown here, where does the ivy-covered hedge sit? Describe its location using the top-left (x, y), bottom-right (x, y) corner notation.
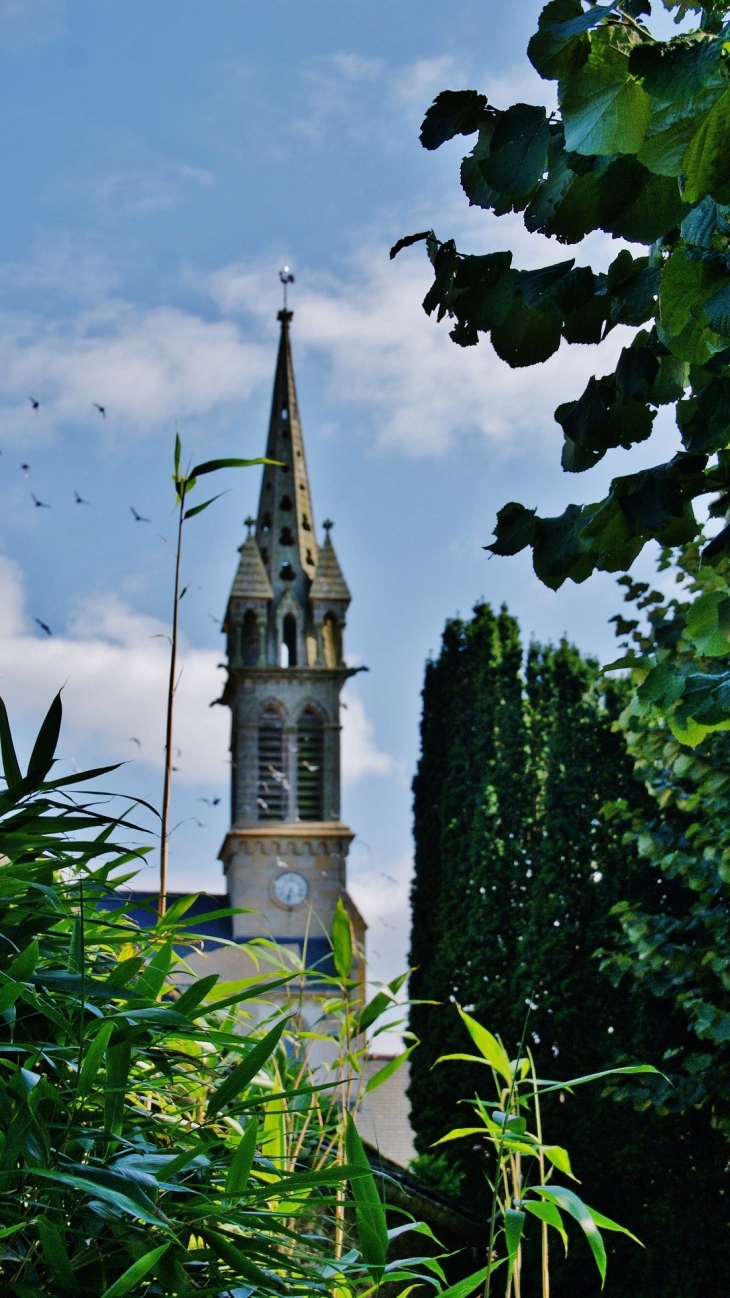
top-left (408, 603), bottom-right (730, 1298)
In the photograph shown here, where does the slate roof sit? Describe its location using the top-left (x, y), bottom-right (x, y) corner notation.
top-left (310, 534), bottom-right (351, 604)
top-left (229, 534), bottom-right (273, 602)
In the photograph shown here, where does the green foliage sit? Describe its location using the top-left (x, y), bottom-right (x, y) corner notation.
top-left (602, 544), bottom-right (730, 1126)
top-left (0, 694), bottom-right (432, 1297)
top-left (394, 0), bottom-right (730, 730)
top-left (409, 601), bottom-right (730, 1297)
top-left (434, 1012), bottom-right (653, 1295)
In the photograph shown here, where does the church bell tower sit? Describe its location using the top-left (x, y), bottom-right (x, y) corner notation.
top-left (219, 308), bottom-right (365, 968)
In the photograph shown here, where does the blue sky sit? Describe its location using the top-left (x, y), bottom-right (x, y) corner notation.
top-left (0, 0), bottom-right (685, 989)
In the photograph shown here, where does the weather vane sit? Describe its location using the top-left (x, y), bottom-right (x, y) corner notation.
top-left (279, 265), bottom-right (295, 310)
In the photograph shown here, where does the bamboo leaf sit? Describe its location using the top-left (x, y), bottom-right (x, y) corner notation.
top-left (174, 973), bottom-right (220, 1016)
top-left (206, 1018), bottom-right (287, 1118)
top-left (78, 1020), bottom-right (115, 1098)
top-left (99, 1243), bottom-right (170, 1298)
top-left (344, 1111), bottom-right (388, 1276)
top-left (431, 1126), bottom-right (488, 1145)
top-left (434, 1265), bottom-right (493, 1298)
top-left (134, 939), bottom-right (173, 1002)
top-left (189, 456), bottom-right (273, 477)
top-left (184, 492), bottom-right (227, 520)
top-left (0, 696), bottom-right (22, 788)
top-left (200, 1228), bottom-right (282, 1289)
top-left (37, 1217), bottom-right (78, 1292)
top-left (27, 691), bottom-right (62, 783)
top-left (457, 1007), bottom-right (513, 1081)
top-left (530, 1185), bottom-right (609, 1282)
top-left (504, 1207), bottom-right (525, 1277)
top-left (543, 1144), bottom-right (575, 1178)
top-left (104, 1035), bottom-right (131, 1136)
top-left (226, 1117), bottom-right (258, 1196)
top-left (7, 940), bottom-right (39, 982)
top-left (332, 897), bottom-right (353, 980)
top-left (364, 1046), bottom-right (415, 1094)
top-left (537, 1064), bottom-right (662, 1094)
top-left (524, 1200), bottom-right (568, 1250)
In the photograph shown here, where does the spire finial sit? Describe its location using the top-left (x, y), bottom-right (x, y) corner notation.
top-left (245, 515), bottom-right (255, 537)
top-left (279, 265), bottom-right (295, 312)
top-left (323, 519), bottom-right (333, 536)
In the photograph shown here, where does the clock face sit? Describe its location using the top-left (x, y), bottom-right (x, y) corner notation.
top-left (273, 871), bottom-right (309, 908)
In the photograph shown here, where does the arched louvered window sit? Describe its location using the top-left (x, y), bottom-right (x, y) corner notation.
top-left (258, 707), bottom-right (287, 820)
top-left (297, 708), bottom-right (323, 821)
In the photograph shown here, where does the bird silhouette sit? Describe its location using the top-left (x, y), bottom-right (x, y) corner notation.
top-left (29, 397), bottom-right (39, 411)
top-left (31, 493), bottom-right (50, 508)
top-left (21, 464), bottom-right (29, 477)
top-left (128, 737), bottom-right (141, 748)
top-left (197, 796), bottom-right (221, 806)
top-left (130, 506), bottom-right (149, 522)
top-left (93, 403), bottom-right (106, 418)
top-left (35, 619), bottom-right (52, 636)
top-left (74, 490), bottom-right (89, 505)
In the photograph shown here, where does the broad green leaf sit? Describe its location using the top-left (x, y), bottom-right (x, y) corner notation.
top-left (207, 1018), bottom-right (287, 1119)
top-left (332, 897), bottom-right (353, 981)
top-left (0, 696), bottom-right (22, 788)
top-left (683, 87), bottom-right (730, 204)
top-left (562, 29), bottom-right (650, 156)
top-left (78, 1019), bottom-right (115, 1098)
top-left (457, 1006), bottom-right (512, 1080)
top-left (364, 1046), bottom-right (415, 1094)
top-left (589, 1207), bottom-right (643, 1245)
top-left (435, 1265), bottom-right (496, 1298)
top-left (504, 1207), bottom-right (525, 1276)
top-left (0, 982), bottom-right (24, 1013)
top-left (100, 1243), bottom-right (170, 1298)
top-left (420, 89), bottom-right (488, 150)
top-left (355, 990), bottom-right (393, 1035)
top-left (226, 1117), bottom-right (258, 1196)
top-left (685, 591), bottom-right (730, 656)
top-left (480, 104), bottom-right (550, 200)
top-left (37, 1217), bottom-right (78, 1292)
top-left (345, 1111), bottom-right (388, 1276)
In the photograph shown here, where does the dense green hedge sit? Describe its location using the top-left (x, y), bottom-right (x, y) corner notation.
top-left (408, 603), bottom-right (730, 1297)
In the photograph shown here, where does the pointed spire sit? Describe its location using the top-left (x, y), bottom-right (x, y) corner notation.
top-left (255, 311), bottom-right (318, 609)
top-left (229, 530), bottom-right (273, 604)
top-left (310, 523), bottom-right (351, 605)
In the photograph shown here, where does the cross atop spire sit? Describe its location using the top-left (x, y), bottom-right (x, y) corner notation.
top-left (279, 265), bottom-right (295, 311)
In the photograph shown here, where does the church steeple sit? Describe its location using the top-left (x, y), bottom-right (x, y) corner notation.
top-left (219, 301), bottom-right (365, 964)
top-left (256, 310), bottom-right (318, 605)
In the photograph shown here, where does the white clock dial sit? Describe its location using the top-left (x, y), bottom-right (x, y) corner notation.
top-left (273, 870), bottom-right (308, 908)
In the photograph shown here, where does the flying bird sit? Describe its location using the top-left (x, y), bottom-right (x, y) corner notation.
top-left (93, 403), bottom-right (106, 418)
top-left (74, 490), bottom-right (89, 504)
top-left (128, 737), bottom-right (141, 748)
top-left (35, 618), bottom-right (52, 636)
top-left (31, 493), bottom-right (50, 508)
top-left (130, 506), bottom-right (149, 522)
top-left (21, 464), bottom-right (29, 477)
top-left (29, 397), bottom-right (39, 411)
top-left (197, 796), bottom-right (221, 806)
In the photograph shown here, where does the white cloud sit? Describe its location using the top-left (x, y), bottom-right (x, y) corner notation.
top-left (341, 689), bottom-right (394, 785)
top-left (0, 555), bottom-right (228, 786)
top-left (348, 846), bottom-right (413, 1002)
top-left (94, 164), bottom-right (215, 217)
top-left (209, 253), bottom-right (632, 459)
top-left (0, 301), bottom-right (270, 438)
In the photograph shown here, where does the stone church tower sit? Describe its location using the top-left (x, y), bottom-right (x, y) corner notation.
top-left (218, 308), bottom-right (366, 970)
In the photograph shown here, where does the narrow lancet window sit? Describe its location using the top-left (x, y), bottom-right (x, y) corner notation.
top-left (258, 707), bottom-right (286, 820)
top-left (297, 708), bottom-right (323, 821)
top-left (242, 610), bottom-right (258, 666)
top-left (281, 613), bottom-right (297, 667)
